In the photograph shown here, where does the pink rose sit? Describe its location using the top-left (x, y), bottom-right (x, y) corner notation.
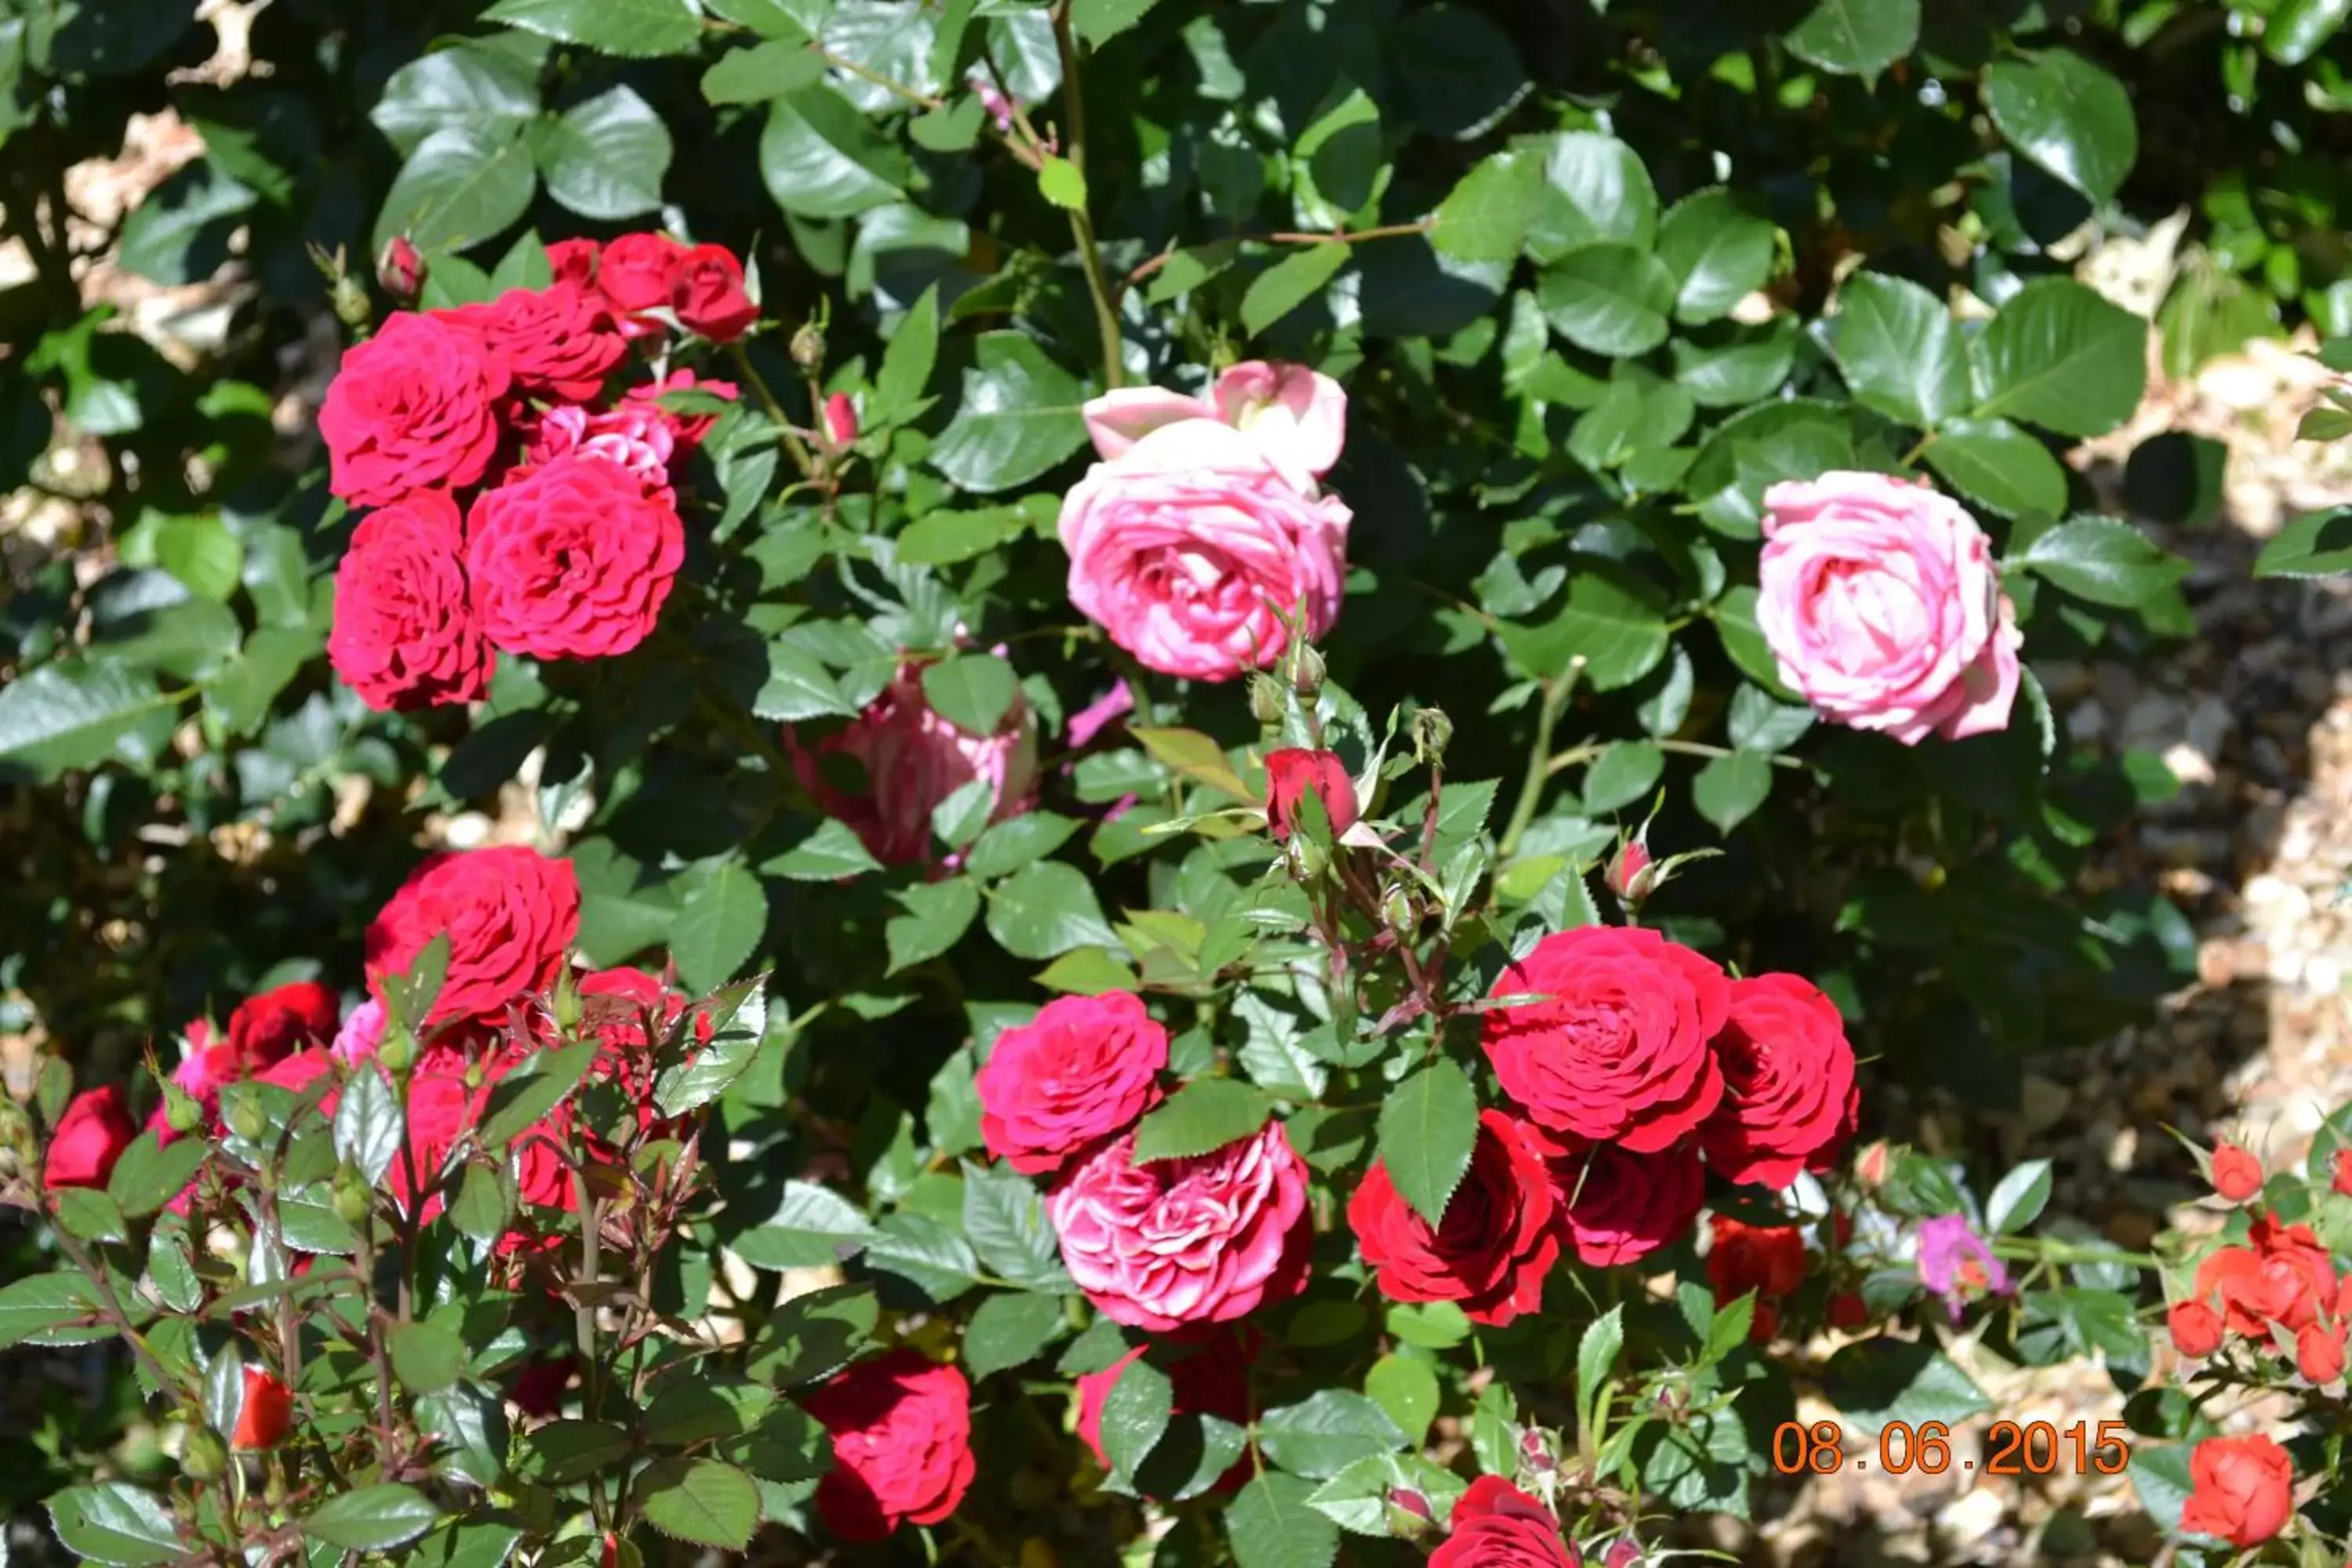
top-left (1082, 361), bottom-right (1345, 487)
top-left (1758, 471), bottom-right (2021, 744)
top-left (626, 371), bottom-right (737, 447)
top-left (976, 992), bottom-right (1167, 1175)
top-left (332, 999), bottom-right (387, 1063)
top-left (788, 660), bottom-right (1040, 867)
top-left (1047, 1121), bottom-right (1311, 1332)
top-left (1058, 419), bottom-right (1350, 681)
top-left (524, 402), bottom-right (681, 502)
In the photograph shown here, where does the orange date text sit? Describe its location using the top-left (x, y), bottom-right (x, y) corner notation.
top-left (1769, 1420), bottom-right (2131, 1478)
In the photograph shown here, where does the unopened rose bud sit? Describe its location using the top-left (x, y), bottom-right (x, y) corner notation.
top-left (158, 1080), bottom-right (201, 1134)
top-left (1285, 641), bottom-right (1325, 694)
top-left (1855, 1139), bottom-right (1891, 1187)
top-left (329, 273), bottom-right (370, 332)
top-left (226, 1094), bottom-right (266, 1143)
top-left (230, 1367), bottom-right (292, 1450)
top-left (1604, 1538), bottom-right (1642, 1568)
top-left (181, 1424), bottom-right (228, 1480)
top-left (377, 235), bottom-right (424, 301)
top-left (1609, 833), bottom-right (1657, 903)
top-left (822, 392), bottom-right (858, 448)
top-left (376, 1025), bottom-right (416, 1074)
top-left (1248, 673), bottom-right (1284, 726)
top-left (790, 321), bottom-right (826, 370)
top-left (1411, 706), bottom-right (1452, 764)
top-left (332, 1167), bottom-right (370, 1226)
top-left (2209, 1141), bottom-right (2263, 1203)
top-left (1388, 1487), bottom-right (1432, 1522)
top-left (1381, 882), bottom-right (1414, 933)
top-left (1520, 1428), bottom-right (1556, 1473)
top-left (551, 967), bottom-right (582, 1034)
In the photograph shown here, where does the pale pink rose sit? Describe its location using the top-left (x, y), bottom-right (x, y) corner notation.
top-left (1212, 361), bottom-right (1346, 482)
top-left (1059, 419), bottom-right (1350, 682)
top-left (789, 661), bottom-right (1040, 867)
top-left (332, 998), bottom-right (387, 1064)
top-left (1047, 1121), bottom-right (1312, 1332)
top-left (525, 403), bottom-right (679, 501)
top-left (1080, 386), bottom-right (1218, 461)
top-left (1757, 472), bottom-right (2022, 745)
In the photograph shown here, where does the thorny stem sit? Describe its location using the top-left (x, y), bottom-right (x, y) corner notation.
top-left (1051, 2), bottom-right (1125, 388)
top-left (1499, 661), bottom-right (1584, 859)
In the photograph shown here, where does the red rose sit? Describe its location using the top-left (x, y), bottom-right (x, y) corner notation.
top-left (227, 980), bottom-right (341, 1066)
top-left (1481, 925), bottom-right (1728, 1152)
top-left (390, 1045), bottom-right (490, 1217)
top-left (509, 1105), bottom-right (579, 1210)
top-left (2193, 1215), bottom-right (2338, 1336)
top-left (378, 235), bottom-right (424, 301)
top-left (1263, 748), bottom-right (1357, 840)
top-left (546, 238), bottom-right (600, 287)
top-left (2211, 1142), bottom-right (2263, 1203)
top-left (252, 1047), bottom-right (341, 1123)
top-left (441, 283), bottom-right (626, 401)
top-left (43, 1087), bottom-right (135, 1191)
top-left (823, 391), bottom-right (858, 447)
top-left (1706, 1214), bottom-right (1807, 1305)
top-left (1429, 1475), bottom-right (1576, 1568)
top-left (2180, 1434), bottom-right (2294, 1548)
top-left (2299, 1320), bottom-right (2346, 1383)
top-left (231, 1367), bottom-right (294, 1450)
top-left (1073, 1330), bottom-right (1254, 1496)
top-left (466, 453), bottom-right (685, 660)
top-left (508, 1356), bottom-right (574, 1418)
top-left (365, 846), bottom-right (581, 1025)
top-left (626, 370), bottom-right (738, 448)
top-left (1348, 1109), bottom-right (1559, 1326)
top-left (670, 243), bottom-right (757, 341)
top-left (2168, 1298), bottom-right (2223, 1358)
top-left (1048, 1123), bottom-right (1311, 1332)
top-left (802, 1350), bottom-right (977, 1542)
top-left (1543, 1134), bottom-right (1703, 1269)
top-left (579, 965), bottom-right (706, 1115)
top-left (1696, 972), bottom-right (1857, 1189)
top-left (329, 490), bottom-right (497, 712)
top-left (596, 233), bottom-right (686, 331)
top-left (319, 311), bottom-right (511, 506)
top-left (975, 992), bottom-right (1167, 1175)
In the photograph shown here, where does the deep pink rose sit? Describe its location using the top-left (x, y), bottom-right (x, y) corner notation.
top-left (523, 402), bottom-right (680, 503)
top-left (332, 999), bottom-right (387, 1063)
top-left (1348, 1109), bottom-right (1560, 1326)
top-left (328, 489), bottom-right (497, 713)
top-left (319, 312), bottom-right (511, 506)
top-left (1264, 747), bottom-right (1358, 840)
top-left (976, 992), bottom-right (1167, 1174)
top-left (1430, 1475), bottom-right (1577, 1568)
top-left (802, 1350), bottom-right (976, 1542)
top-left (465, 452), bottom-right (684, 659)
top-left (439, 283), bottom-right (625, 401)
top-left (1481, 926), bottom-right (1729, 1152)
top-left (545, 238), bottom-right (599, 287)
top-left (364, 846), bottom-right (580, 1026)
top-left (1047, 1121), bottom-right (1311, 1332)
top-left (789, 660), bottom-right (1040, 867)
top-left (253, 1047), bottom-right (340, 1122)
top-left (390, 1044), bottom-right (489, 1218)
top-left (1539, 1131), bottom-right (1704, 1269)
top-left (43, 1087), bottom-right (135, 1190)
top-left (626, 370), bottom-right (737, 447)
top-left (1758, 471), bottom-right (2021, 744)
top-left (1073, 1328), bottom-right (1254, 1496)
top-left (595, 233), bottom-right (686, 334)
top-left (1697, 973), bottom-right (1857, 1189)
top-left (1058, 419), bottom-right (1350, 682)
top-left (670, 242), bottom-right (757, 341)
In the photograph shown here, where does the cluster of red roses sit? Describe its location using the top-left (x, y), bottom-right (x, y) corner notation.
top-left (321, 232), bottom-right (754, 712)
top-left (2171, 1142), bottom-right (2352, 1386)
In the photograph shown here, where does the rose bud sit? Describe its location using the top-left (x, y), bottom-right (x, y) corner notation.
top-left (1855, 1139), bottom-right (1892, 1187)
top-left (2333, 1147), bottom-right (2352, 1197)
top-left (377, 235), bottom-right (425, 301)
top-left (2209, 1142), bottom-right (2263, 1203)
top-left (1519, 1428), bottom-right (1557, 1474)
top-left (2168, 1298), bottom-right (2223, 1359)
top-left (1608, 833), bottom-right (1657, 903)
top-left (181, 1425), bottom-right (228, 1481)
top-left (1264, 748), bottom-right (1357, 841)
top-left (1388, 1487), bottom-right (1433, 1523)
top-left (42, 1087), bottom-right (136, 1191)
top-left (2299, 1321), bottom-right (2347, 1385)
top-left (823, 392), bottom-right (858, 448)
top-left (790, 321), bottom-right (826, 369)
top-left (1411, 706), bottom-right (1452, 763)
top-left (231, 1368), bottom-right (294, 1450)
top-left (1606, 1540), bottom-right (1644, 1568)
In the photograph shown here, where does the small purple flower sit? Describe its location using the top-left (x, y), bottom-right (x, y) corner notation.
top-left (971, 75), bottom-right (1019, 134)
top-left (1915, 1213), bottom-right (2010, 1320)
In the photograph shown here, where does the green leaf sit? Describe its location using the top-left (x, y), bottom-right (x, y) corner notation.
top-left (1072, 0), bottom-right (1156, 46)
top-left (476, 1041), bottom-right (597, 1149)
top-left (733, 1181), bottom-right (878, 1269)
top-left (536, 85), bottom-right (671, 220)
top-left (116, 162), bottom-right (254, 286)
top-left (1969, 278), bottom-right (2148, 440)
top-left (702, 37), bottom-right (823, 103)
top-left (1822, 1340), bottom-right (1991, 1428)
top-left (523, 1420), bottom-right (634, 1485)
top-left (1784, 0), bottom-right (1918, 78)
top-left (374, 125), bottom-right (535, 257)
top-left (416, 1385), bottom-right (507, 1489)
top-left (1227, 1471), bottom-right (1341, 1568)
top-left (0, 662), bottom-right (177, 782)
top-left (1497, 567), bottom-right (1670, 691)
top-left (303, 1484), bottom-right (441, 1552)
top-left (1983, 49), bottom-right (2136, 206)
top-left (390, 1320), bottom-right (468, 1396)
top-left (753, 641), bottom-right (853, 723)
top-left (865, 1210), bottom-right (983, 1301)
top-left (1575, 1305), bottom-right (1624, 1445)
top-left (1581, 741), bottom-right (1664, 815)
top-left (105, 1131), bottom-right (205, 1218)
top-left (1692, 750), bottom-right (1772, 833)
top-left (746, 1283), bottom-right (878, 1386)
top-left (705, 0), bottom-right (811, 37)
top-left (1538, 244), bottom-right (1676, 358)
top-left (1131, 1079), bottom-right (1273, 1164)
top-left (2270, 0), bottom-right (2352, 63)
top-left (986, 861), bottom-right (1118, 960)
top-left (1432, 151), bottom-right (1542, 264)
top-left (481, 0), bottom-right (702, 56)
top-left (1376, 1060), bottom-right (1479, 1229)
top-left (1364, 1355), bottom-right (1439, 1447)
top-left (334, 1064), bottom-right (403, 1185)
top-left (1830, 272), bottom-right (1968, 430)
top-left (447, 1163), bottom-right (515, 1242)
top-left (1524, 132), bottom-right (1657, 259)
top-left (53, 1187), bottom-right (125, 1243)
top-left (930, 332), bottom-right (1090, 493)
top-left (641, 1378), bottom-right (778, 1445)
top-left (886, 877), bottom-right (982, 972)
top-left (0, 1272), bottom-right (105, 1351)
top-left (964, 1290), bottom-right (1068, 1378)
top-left (1240, 243), bottom-right (1351, 336)
top-left (1922, 418), bottom-right (2067, 517)
top-left (960, 1161), bottom-right (1068, 1290)
top-left (895, 505), bottom-right (1032, 569)
top-left (1258, 1391), bottom-right (1407, 1480)
top-left (1101, 1355), bottom-right (1173, 1484)
top-left (2015, 517), bottom-right (2187, 608)
top-left (758, 87), bottom-right (912, 220)
top-left (963, 811), bottom-right (1083, 880)
top-left (875, 284), bottom-right (942, 418)
top-left (48, 1484), bottom-right (183, 1566)
top-left (1038, 155), bottom-right (1088, 210)
top-left (635, 1457), bottom-right (760, 1552)
top-left (767, 818), bottom-right (884, 881)
top-left (920, 654), bottom-right (1019, 735)
top-left (2255, 506), bottom-right (2352, 578)
top-left (1986, 1159), bottom-right (2053, 1234)
top-left (1726, 686), bottom-right (1814, 753)
top-left (1655, 189), bottom-right (1777, 324)
top-left (2130, 1443), bottom-right (2194, 1534)
top-left (372, 45), bottom-right (542, 157)
top-left (671, 862), bottom-right (769, 994)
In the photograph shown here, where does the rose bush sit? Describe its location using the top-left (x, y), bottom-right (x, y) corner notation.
top-left (7, 0), bottom-right (2340, 1563)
